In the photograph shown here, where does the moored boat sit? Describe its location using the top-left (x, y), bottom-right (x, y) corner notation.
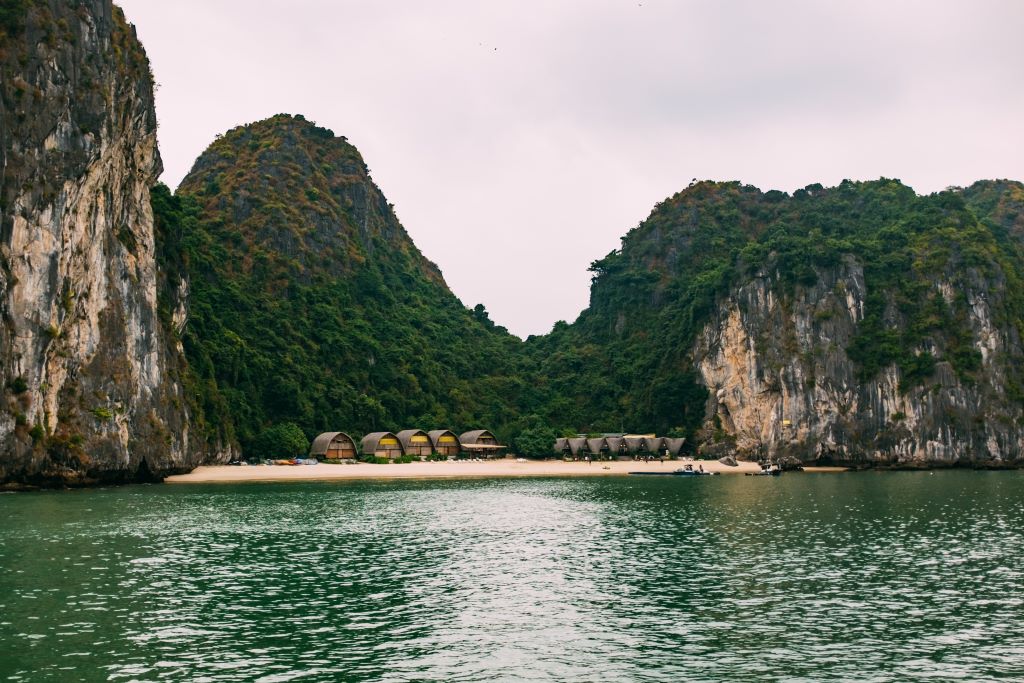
top-left (629, 464), bottom-right (716, 476)
top-left (746, 462), bottom-right (783, 476)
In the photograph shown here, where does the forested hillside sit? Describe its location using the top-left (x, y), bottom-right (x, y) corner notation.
top-left (526, 179), bottom-right (1024, 465)
top-left (156, 113), bottom-right (1024, 466)
top-left (154, 115), bottom-right (527, 453)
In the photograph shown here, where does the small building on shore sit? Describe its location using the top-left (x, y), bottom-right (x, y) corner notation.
top-left (361, 432), bottom-right (404, 459)
top-left (397, 430), bottom-right (433, 458)
top-left (644, 436), bottom-right (665, 456)
top-left (624, 436), bottom-right (645, 455)
top-left (428, 430), bottom-right (461, 457)
top-left (460, 429), bottom-right (506, 458)
top-left (665, 437), bottom-right (686, 457)
top-left (553, 434), bottom-right (679, 460)
top-left (310, 432), bottom-right (358, 461)
top-left (605, 436), bottom-right (626, 459)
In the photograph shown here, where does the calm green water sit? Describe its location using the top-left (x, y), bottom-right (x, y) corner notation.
top-left (2, 472), bottom-right (1024, 682)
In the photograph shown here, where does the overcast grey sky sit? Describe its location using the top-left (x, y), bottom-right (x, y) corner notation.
top-left (118, 0), bottom-right (1024, 338)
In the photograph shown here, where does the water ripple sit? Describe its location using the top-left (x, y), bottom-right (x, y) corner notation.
top-left (1, 473), bottom-right (1024, 681)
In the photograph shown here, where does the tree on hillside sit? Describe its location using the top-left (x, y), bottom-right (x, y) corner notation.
top-left (249, 422), bottom-right (309, 460)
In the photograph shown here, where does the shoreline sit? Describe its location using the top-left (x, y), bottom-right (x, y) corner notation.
top-left (165, 458), bottom-right (765, 484)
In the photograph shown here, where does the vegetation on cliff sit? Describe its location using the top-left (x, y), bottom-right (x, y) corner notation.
top-left (523, 178), bottom-right (1024, 453)
top-left (161, 115), bottom-right (1024, 463)
top-left (156, 115), bottom-right (529, 454)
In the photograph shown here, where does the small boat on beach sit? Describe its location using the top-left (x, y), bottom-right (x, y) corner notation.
top-left (629, 464), bottom-right (717, 477)
top-left (746, 462), bottom-right (783, 476)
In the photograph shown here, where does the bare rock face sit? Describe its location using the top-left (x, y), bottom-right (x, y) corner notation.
top-left (0, 1), bottom-right (210, 485)
top-left (694, 257), bottom-right (1024, 468)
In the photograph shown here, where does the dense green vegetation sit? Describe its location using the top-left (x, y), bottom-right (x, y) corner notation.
top-left (249, 422), bottom-right (309, 460)
top-left (155, 114), bottom-right (1024, 457)
top-left (157, 115), bottom-right (529, 455)
top-left (522, 179), bottom-right (1024, 444)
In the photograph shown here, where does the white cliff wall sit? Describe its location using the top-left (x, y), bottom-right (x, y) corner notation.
top-left (0, 1), bottom-right (208, 484)
top-left (694, 257), bottom-right (1024, 467)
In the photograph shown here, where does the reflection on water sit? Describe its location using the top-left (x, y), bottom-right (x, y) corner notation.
top-left (2, 473), bottom-right (1024, 681)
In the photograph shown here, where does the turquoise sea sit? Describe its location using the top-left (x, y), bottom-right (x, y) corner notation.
top-left (2, 472), bottom-right (1023, 681)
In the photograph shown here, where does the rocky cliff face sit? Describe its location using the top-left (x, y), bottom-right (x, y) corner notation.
top-left (535, 179), bottom-right (1024, 468)
top-left (0, 1), bottom-right (208, 486)
top-left (694, 258), bottom-right (1024, 467)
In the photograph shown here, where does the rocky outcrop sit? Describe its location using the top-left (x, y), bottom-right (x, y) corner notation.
top-left (0, 1), bottom-right (211, 486)
top-left (694, 257), bottom-right (1024, 467)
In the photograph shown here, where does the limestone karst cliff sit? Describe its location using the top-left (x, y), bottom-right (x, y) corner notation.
top-left (694, 253), bottom-right (1023, 467)
top-left (4, 2), bottom-right (1024, 483)
top-left (530, 179), bottom-right (1024, 467)
top-left (0, 0), bottom-right (212, 485)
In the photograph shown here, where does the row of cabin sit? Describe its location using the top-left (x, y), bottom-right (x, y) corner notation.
top-left (310, 429), bottom-right (503, 461)
top-left (554, 435), bottom-right (686, 459)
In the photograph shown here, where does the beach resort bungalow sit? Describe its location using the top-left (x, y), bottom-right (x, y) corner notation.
top-left (623, 436), bottom-right (645, 455)
top-left (554, 437), bottom-right (570, 456)
top-left (664, 437), bottom-right (686, 458)
top-left (644, 436), bottom-right (665, 457)
top-left (361, 432), bottom-right (404, 459)
top-left (605, 436), bottom-right (626, 459)
top-left (428, 430), bottom-right (461, 458)
top-left (309, 432), bottom-right (358, 461)
top-left (396, 430), bottom-right (433, 458)
top-left (567, 437), bottom-right (587, 458)
top-left (460, 430), bottom-right (506, 458)
top-left (586, 437), bottom-right (608, 459)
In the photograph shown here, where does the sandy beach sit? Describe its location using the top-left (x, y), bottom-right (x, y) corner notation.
top-left (165, 458), bottom-right (763, 483)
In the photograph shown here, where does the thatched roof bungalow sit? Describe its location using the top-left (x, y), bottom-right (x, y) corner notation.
top-left (567, 437), bottom-right (587, 457)
top-left (624, 436), bottom-right (644, 454)
top-left (554, 437), bottom-right (570, 455)
top-left (460, 430), bottom-right (505, 458)
top-left (396, 430), bottom-right (432, 457)
top-left (309, 432), bottom-right (357, 460)
top-left (644, 436), bottom-right (665, 455)
top-left (605, 437), bottom-right (625, 457)
top-left (586, 437), bottom-right (607, 457)
top-left (665, 438), bottom-right (686, 457)
top-left (361, 432), bottom-right (404, 459)
top-left (428, 430), bottom-right (461, 457)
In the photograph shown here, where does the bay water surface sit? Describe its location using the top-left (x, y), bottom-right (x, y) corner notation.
top-left (2, 471), bottom-right (1023, 681)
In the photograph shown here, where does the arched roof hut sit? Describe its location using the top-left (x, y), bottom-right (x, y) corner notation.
top-left (567, 437), bottom-right (587, 457)
top-left (665, 438), bottom-right (686, 457)
top-left (624, 436), bottom-right (644, 454)
top-left (361, 432), bottom-right (404, 459)
top-left (397, 429), bottom-right (433, 457)
top-left (460, 430), bottom-right (505, 458)
top-left (428, 430), bottom-right (461, 457)
top-left (605, 437), bottom-right (625, 457)
top-left (554, 437), bottom-right (570, 455)
top-left (310, 432), bottom-right (357, 460)
top-left (645, 437), bottom-right (665, 454)
top-left (586, 438), bottom-right (607, 457)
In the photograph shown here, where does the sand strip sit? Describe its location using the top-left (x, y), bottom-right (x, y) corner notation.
top-left (165, 458), bottom-right (763, 483)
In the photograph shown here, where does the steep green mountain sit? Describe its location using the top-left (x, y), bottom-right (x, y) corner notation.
top-left (5, 0), bottom-right (1024, 484)
top-left (166, 127), bottom-right (1024, 468)
top-left (158, 115), bottom-right (527, 452)
top-left (526, 179), bottom-right (1024, 466)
